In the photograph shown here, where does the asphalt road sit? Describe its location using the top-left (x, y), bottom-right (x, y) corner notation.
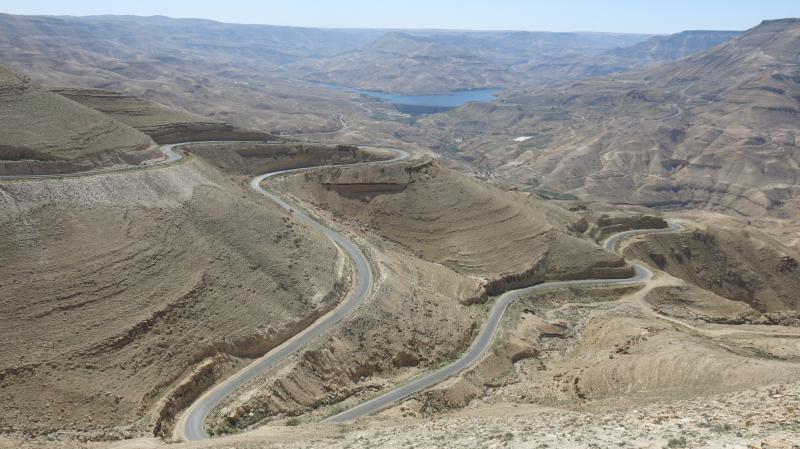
top-left (0, 141), bottom-right (223, 180)
top-left (1, 143), bottom-right (682, 435)
top-left (603, 221), bottom-right (684, 252)
top-left (0, 139), bottom-right (409, 440)
top-left (326, 221), bottom-right (684, 423)
top-left (174, 144), bottom-right (409, 441)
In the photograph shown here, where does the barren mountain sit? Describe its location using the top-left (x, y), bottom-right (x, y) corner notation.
top-left (295, 28), bottom-right (745, 93)
top-left (0, 13), bottom-right (741, 138)
top-left (0, 143), bottom-right (390, 439)
top-left (420, 19), bottom-right (800, 220)
top-left (2, 11), bottom-right (800, 449)
top-left (0, 67), bottom-right (159, 175)
top-left (195, 157), bottom-right (629, 435)
top-left (295, 30), bottom-right (653, 93)
top-left (295, 31), bottom-right (510, 94)
top-left (604, 30), bottom-right (742, 62)
top-left (51, 88), bottom-right (268, 143)
top-left (0, 14), bottom-right (373, 134)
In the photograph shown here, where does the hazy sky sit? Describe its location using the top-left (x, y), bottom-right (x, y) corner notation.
top-left (3, 0), bottom-right (799, 34)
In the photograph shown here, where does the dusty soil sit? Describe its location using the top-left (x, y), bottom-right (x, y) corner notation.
top-left (275, 159), bottom-right (631, 301)
top-left (6, 363), bottom-right (799, 449)
top-left (196, 381), bottom-right (800, 449)
top-left (470, 281), bottom-right (800, 406)
top-left (0, 145), bottom-right (387, 440)
top-left (623, 223), bottom-right (800, 312)
top-left (51, 88), bottom-right (272, 144)
top-left (0, 68), bottom-right (159, 175)
top-left (191, 160), bottom-right (636, 436)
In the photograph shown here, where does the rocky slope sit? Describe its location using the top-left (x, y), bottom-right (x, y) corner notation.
top-left (624, 225), bottom-right (800, 312)
top-left (0, 145), bottom-right (382, 439)
top-left (604, 30), bottom-right (742, 62)
top-left (277, 159), bottom-right (629, 294)
top-left (417, 19), bottom-right (800, 219)
top-left (51, 88), bottom-right (270, 143)
top-left (0, 67), bottom-right (159, 175)
top-left (195, 158), bottom-right (630, 435)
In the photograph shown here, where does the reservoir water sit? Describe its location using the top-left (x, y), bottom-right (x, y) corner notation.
top-left (318, 83), bottom-right (499, 114)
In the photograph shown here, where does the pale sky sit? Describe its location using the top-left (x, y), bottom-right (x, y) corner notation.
top-left (2, 0), bottom-right (799, 34)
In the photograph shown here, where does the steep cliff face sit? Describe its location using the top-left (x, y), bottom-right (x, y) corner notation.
top-left (0, 67), bottom-right (159, 175)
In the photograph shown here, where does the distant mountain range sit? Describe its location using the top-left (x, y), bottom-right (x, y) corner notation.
top-left (3, 12), bottom-right (781, 212)
top-left (605, 30), bottom-right (742, 61)
top-left (0, 13), bottom-right (742, 95)
top-left (425, 19), bottom-right (800, 219)
top-left (297, 29), bottom-right (742, 93)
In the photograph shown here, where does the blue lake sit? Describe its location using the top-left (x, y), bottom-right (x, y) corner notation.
top-left (317, 83), bottom-right (499, 113)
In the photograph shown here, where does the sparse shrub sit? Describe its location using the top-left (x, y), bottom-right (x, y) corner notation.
top-left (666, 436), bottom-right (687, 448)
top-left (285, 417), bottom-right (301, 426)
top-left (710, 423), bottom-right (733, 433)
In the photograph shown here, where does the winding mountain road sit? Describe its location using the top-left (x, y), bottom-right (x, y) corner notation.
top-left (0, 139), bottom-right (407, 439)
top-left (603, 221), bottom-right (684, 252)
top-left (0, 141), bottom-right (683, 438)
top-left (170, 143), bottom-right (681, 434)
top-left (326, 223), bottom-right (683, 422)
top-left (173, 143), bottom-right (409, 441)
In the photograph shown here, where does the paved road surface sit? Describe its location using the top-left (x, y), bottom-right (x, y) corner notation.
top-left (0, 139), bottom-right (409, 440)
top-left (326, 222), bottom-right (684, 422)
top-left (603, 221), bottom-right (683, 252)
top-left (174, 144), bottom-right (409, 441)
top-left (0, 143), bottom-right (682, 436)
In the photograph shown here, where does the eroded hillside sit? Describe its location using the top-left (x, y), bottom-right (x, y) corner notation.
top-left (276, 159), bottom-right (629, 294)
top-left (51, 88), bottom-right (269, 144)
top-left (624, 225), bottom-right (800, 312)
top-left (196, 158), bottom-right (632, 435)
top-left (1, 12), bottom-right (799, 449)
top-left (0, 143), bottom-right (392, 440)
top-left (0, 68), bottom-right (159, 175)
top-left (417, 19), bottom-right (800, 221)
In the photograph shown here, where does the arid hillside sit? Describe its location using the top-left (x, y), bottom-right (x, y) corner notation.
top-left (417, 19), bottom-right (800, 220)
top-left (51, 88), bottom-right (269, 143)
top-left (190, 158), bottom-right (633, 436)
top-left (0, 143), bottom-right (391, 440)
top-left (276, 159), bottom-right (629, 292)
top-left (604, 30), bottom-right (742, 61)
top-left (0, 67), bottom-right (159, 175)
top-left (0, 13), bottom-right (736, 136)
top-left (2, 12), bottom-right (800, 449)
top-left (0, 132), bottom-right (636, 443)
top-left (624, 225), bottom-right (800, 313)
top-left (0, 14), bottom-right (368, 134)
